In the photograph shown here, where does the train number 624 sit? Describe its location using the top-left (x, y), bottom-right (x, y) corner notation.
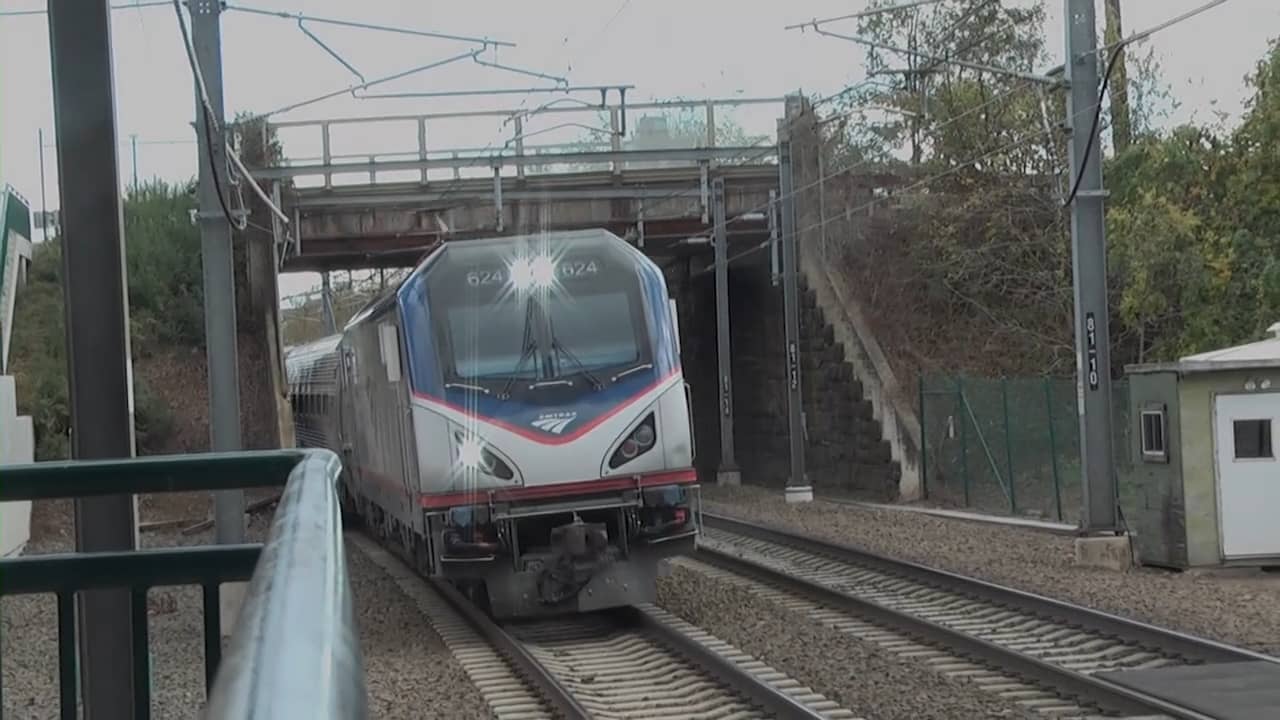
top-left (466, 269), bottom-right (506, 286)
top-left (557, 260), bottom-right (599, 278)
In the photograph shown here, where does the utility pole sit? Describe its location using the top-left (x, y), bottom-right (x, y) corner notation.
top-left (1064, 0), bottom-right (1120, 534)
top-left (191, 2), bottom-right (246, 544)
top-left (48, 1), bottom-right (139, 717)
top-left (37, 129), bottom-right (49, 242)
top-left (130, 133), bottom-right (139, 191)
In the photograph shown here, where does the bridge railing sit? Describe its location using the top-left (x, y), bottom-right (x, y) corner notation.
top-left (254, 96), bottom-right (786, 188)
top-left (0, 448), bottom-right (366, 720)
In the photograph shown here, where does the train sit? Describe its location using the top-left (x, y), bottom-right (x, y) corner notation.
top-left (285, 228), bottom-right (701, 618)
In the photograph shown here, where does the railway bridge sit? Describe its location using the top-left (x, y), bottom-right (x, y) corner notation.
top-left (248, 96), bottom-right (913, 500)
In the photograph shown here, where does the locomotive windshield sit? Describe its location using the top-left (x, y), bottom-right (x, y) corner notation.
top-left (445, 289), bottom-right (641, 379)
top-left (421, 233), bottom-right (652, 393)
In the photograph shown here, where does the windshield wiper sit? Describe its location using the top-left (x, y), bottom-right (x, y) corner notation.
top-left (499, 298), bottom-right (540, 399)
top-left (547, 319), bottom-right (604, 392)
top-left (610, 363), bottom-right (653, 383)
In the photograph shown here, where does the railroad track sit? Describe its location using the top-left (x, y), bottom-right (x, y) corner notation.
top-left (697, 512), bottom-right (1280, 719)
top-left (350, 532), bottom-right (858, 719)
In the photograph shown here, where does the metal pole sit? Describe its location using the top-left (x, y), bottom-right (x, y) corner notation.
top-left (1064, 0), bottom-right (1119, 533)
top-left (957, 376), bottom-right (970, 507)
top-left (777, 120), bottom-right (810, 503)
top-left (191, 0), bottom-right (245, 542)
top-left (1044, 377), bottom-right (1064, 522)
top-left (919, 374), bottom-right (928, 500)
top-left (47, 2), bottom-right (139, 718)
top-left (1002, 377), bottom-right (1016, 514)
top-left (321, 271), bottom-right (337, 335)
top-left (37, 129), bottom-right (50, 242)
top-left (130, 133), bottom-right (138, 191)
top-left (711, 177), bottom-right (739, 486)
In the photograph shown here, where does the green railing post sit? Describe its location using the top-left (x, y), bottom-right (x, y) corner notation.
top-left (1044, 377), bottom-right (1064, 522)
top-left (956, 376), bottom-right (970, 507)
top-left (1002, 377), bottom-right (1016, 515)
top-left (919, 374), bottom-right (928, 499)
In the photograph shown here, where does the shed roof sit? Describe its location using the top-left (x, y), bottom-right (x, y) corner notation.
top-left (1126, 323), bottom-right (1280, 375)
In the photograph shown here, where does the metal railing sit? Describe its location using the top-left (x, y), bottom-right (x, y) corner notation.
top-left (0, 448), bottom-right (366, 720)
top-left (253, 96), bottom-right (786, 187)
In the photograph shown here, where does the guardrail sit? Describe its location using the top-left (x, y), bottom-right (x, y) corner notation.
top-left (254, 96), bottom-right (786, 187)
top-left (0, 448), bottom-right (366, 720)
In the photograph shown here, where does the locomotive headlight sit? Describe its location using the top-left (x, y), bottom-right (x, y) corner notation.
top-left (458, 436), bottom-right (486, 469)
top-left (454, 432), bottom-right (515, 481)
top-left (509, 255), bottom-right (556, 291)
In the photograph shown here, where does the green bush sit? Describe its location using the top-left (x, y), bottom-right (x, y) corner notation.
top-left (11, 180), bottom-right (202, 459)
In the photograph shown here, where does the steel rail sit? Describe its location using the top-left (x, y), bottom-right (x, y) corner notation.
top-left (619, 606), bottom-right (827, 720)
top-left (427, 578), bottom-right (590, 720)
top-left (696, 546), bottom-right (1219, 719)
top-left (702, 512), bottom-right (1277, 666)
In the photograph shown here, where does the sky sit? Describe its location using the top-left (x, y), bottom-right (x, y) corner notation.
top-left (1, 0), bottom-right (1277, 300)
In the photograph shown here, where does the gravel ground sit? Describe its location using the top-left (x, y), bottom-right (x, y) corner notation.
top-left (656, 563), bottom-right (1035, 719)
top-left (347, 541), bottom-right (490, 719)
top-left (3, 498), bottom-right (490, 720)
top-left (701, 485), bottom-right (1280, 655)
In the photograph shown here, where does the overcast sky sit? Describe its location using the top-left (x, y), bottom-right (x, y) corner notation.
top-left (2, 0), bottom-right (1277, 298)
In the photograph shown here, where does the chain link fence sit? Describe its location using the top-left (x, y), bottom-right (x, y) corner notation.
top-left (919, 374), bottom-right (1132, 524)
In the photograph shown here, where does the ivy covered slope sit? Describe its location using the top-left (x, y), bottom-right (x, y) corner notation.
top-left (10, 180), bottom-right (206, 460)
top-left (826, 0), bottom-right (1280, 385)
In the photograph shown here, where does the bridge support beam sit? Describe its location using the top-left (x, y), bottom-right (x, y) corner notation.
top-left (48, 1), bottom-right (140, 716)
top-left (711, 178), bottom-right (740, 486)
top-left (778, 111), bottom-right (811, 504)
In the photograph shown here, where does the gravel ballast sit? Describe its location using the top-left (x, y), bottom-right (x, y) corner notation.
top-left (2, 498), bottom-right (489, 720)
top-left (702, 485), bottom-right (1280, 655)
top-left (657, 562), bottom-right (1035, 719)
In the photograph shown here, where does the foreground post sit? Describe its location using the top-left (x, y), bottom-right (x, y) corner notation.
top-left (48, 1), bottom-right (139, 716)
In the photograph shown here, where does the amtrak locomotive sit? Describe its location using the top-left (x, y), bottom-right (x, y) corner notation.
top-left (286, 228), bottom-right (700, 618)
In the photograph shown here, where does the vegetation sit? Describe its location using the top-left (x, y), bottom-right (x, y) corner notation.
top-left (815, 0), bottom-right (1280, 382)
top-left (11, 181), bottom-right (203, 460)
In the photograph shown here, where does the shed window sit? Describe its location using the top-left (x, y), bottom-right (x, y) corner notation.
top-left (1233, 419), bottom-right (1274, 460)
top-left (1140, 409), bottom-right (1167, 461)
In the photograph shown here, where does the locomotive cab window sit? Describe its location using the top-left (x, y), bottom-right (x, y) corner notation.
top-left (421, 237), bottom-right (653, 396)
top-left (1140, 407), bottom-right (1168, 462)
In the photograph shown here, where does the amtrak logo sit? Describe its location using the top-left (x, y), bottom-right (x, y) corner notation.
top-left (531, 411), bottom-right (577, 435)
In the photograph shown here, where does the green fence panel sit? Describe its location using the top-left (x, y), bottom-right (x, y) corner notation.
top-left (921, 373), bottom-right (1134, 526)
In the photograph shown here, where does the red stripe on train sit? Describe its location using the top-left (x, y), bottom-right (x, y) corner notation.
top-left (417, 468), bottom-right (698, 509)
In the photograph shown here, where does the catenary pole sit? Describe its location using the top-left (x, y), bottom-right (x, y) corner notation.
top-left (190, 0), bottom-right (247, 544)
top-left (1064, 0), bottom-right (1120, 532)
